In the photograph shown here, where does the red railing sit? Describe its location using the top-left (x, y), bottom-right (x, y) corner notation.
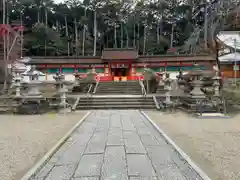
top-left (98, 76), bottom-right (112, 81)
top-left (127, 75), bottom-right (144, 81)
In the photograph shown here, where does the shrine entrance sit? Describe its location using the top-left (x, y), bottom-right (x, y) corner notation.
top-left (110, 63), bottom-right (131, 81)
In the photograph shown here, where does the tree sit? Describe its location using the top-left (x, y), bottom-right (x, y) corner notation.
top-left (2, 0), bottom-right (238, 56)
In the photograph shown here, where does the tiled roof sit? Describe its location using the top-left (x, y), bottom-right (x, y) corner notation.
top-left (28, 54), bottom-right (216, 64)
top-left (28, 56), bottom-right (102, 64)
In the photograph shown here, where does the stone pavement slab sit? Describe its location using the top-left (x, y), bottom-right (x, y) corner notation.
top-left (101, 146), bottom-right (127, 180)
top-left (30, 110), bottom-right (205, 180)
top-left (127, 154), bottom-right (156, 177)
top-left (74, 154), bottom-right (103, 177)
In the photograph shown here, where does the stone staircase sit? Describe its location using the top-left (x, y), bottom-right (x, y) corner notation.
top-left (156, 83), bottom-right (165, 94)
top-left (95, 81), bottom-right (142, 94)
top-left (75, 96), bottom-right (156, 110)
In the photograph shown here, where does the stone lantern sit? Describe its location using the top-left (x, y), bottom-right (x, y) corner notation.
top-left (23, 65), bottom-right (44, 97)
top-left (12, 62), bottom-right (27, 97)
top-left (163, 73), bottom-right (172, 105)
top-left (53, 72), bottom-right (68, 108)
top-left (212, 68), bottom-right (221, 97)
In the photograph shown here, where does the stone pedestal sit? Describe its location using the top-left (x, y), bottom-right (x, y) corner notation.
top-left (190, 80), bottom-right (205, 99)
top-left (26, 81), bottom-right (42, 97)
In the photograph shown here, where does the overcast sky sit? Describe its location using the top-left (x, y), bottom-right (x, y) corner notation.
top-left (54, 0), bottom-right (64, 3)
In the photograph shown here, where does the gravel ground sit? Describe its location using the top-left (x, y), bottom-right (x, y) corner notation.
top-left (0, 111), bottom-right (88, 180)
top-left (145, 111), bottom-right (240, 180)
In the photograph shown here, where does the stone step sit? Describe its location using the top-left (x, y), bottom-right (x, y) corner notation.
top-left (77, 101), bottom-right (155, 105)
top-left (96, 91), bottom-right (142, 94)
top-left (76, 96), bottom-right (156, 110)
top-left (95, 93), bottom-right (142, 95)
top-left (98, 87), bottom-right (141, 90)
top-left (76, 104), bottom-right (156, 109)
top-left (96, 90), bottom-right (141, 93)
top-left (98, 87), bottom-right (140, 89)
top-left (95, 81), bottom-right (142, 95)
top-left (97, 86), bottom-right (140, 88)
top-left (79, 98), bottom-right (153, 102)
top-left (97, 87), bottom-right (141, 89)
top-left (98, 83), bottom-right (139, 85)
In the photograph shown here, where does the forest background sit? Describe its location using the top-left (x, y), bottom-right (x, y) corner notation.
top-left (1, 0), bottom-right (239, 56)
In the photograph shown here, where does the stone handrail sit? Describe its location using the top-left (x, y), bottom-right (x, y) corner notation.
top-left (93, 77), bottom-right (100, 94)
top-left (87, 84), bottom-right (93, 96)
top-left (138, 77), bottom-right (146, 96)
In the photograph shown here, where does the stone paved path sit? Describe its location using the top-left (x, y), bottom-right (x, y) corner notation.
top-left (30, 110), bottom-right (204, 180)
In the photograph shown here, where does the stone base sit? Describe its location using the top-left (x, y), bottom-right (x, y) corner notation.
top-left (58, 107), bottom-right (72, 114)
top-left (195, 113), bottom-right (230, 118)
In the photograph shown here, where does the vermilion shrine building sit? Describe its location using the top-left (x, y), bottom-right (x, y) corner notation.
top-left (28, 48), bottom-right (216, 81)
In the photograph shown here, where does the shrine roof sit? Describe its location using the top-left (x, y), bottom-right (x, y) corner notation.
top-left (101, 48), bottom-right (138, 60)
top-left (139, 54), bottom-right (216, 62)
top-left (28, 56), bottom-right (102, 64)
top-left (27, 53), bottom-right (216, 64)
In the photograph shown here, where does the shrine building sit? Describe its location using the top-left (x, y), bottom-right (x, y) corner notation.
top-left (27, 48), bottom-right (216, 81)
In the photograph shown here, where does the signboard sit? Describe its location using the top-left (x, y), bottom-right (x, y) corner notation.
top-left (233, 65), bottom-right (239, 71)
top-left (111, 64), bottom-right (129, 68)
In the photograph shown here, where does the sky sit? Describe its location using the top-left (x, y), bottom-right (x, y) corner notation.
top-left (54, 0), bottom-right (64, 3)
